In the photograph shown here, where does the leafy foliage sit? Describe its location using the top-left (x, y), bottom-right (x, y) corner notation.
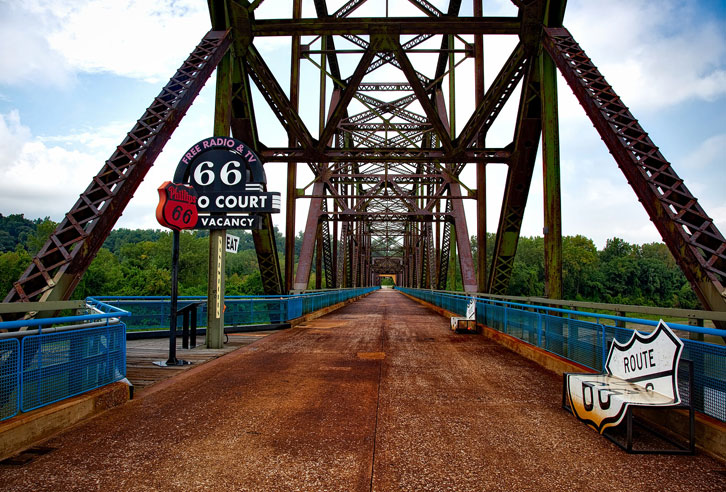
top-left (502, 235), bottom-right (699, 308)
top-left (0, 215), bottom-right (703, 309)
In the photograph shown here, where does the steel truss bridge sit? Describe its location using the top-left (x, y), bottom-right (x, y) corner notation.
top-left (4, 0), bottom-right (726, 329)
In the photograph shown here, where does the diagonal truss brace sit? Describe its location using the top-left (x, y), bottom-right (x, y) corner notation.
top-left (488, 55), bottom-right (542, 295)
top-left (543, 27), bottom-right (726, 323)
top-left (5, 30), bottom-right (232, 304)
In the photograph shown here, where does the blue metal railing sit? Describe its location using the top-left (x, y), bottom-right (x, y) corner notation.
top-left (20, 323), bottom-right (126, 412)
top-left (398, 287), bottom-right (726, 423)
top-left (0, 338), bottom-right (20, 421)
top-left (0, 303), bottom-right (129, 422)
top-left (89, 287), bottom-right (378, 332)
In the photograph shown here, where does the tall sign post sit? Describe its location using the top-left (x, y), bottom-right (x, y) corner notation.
top-left (155, 182), bottom-right (199, 365)
top-left (168, 136), bottom-right (280, 348)
top-left (158, 137), bottom-right (280, 353)
top-left (208, 59), bottom-right (232, 350)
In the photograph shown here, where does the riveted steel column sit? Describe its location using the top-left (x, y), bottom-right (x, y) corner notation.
top-left (285, 0), bottom-right (302, 293)
top-left (540, 50), bottom-right (562, 299)
top-left (316, 33), bottom-right (327, 291)
top-left (542, 0), bottom-right (564, 300)
top-left (315, 221), bottom-right (323, 289)
top-left (448, 223), bottom-right (458, 290)
top-left (294, 181), bottom-right (324, 290)
top-left (474, 0), bottom-right (487, 293)
top-left (333, 202), bottom-right (339, 287)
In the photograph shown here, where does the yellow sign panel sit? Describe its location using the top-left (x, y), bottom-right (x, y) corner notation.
top-left (216, 235), bottom-right (222, 319)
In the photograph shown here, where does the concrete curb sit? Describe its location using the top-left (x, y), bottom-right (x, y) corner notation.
top-left (0, 381), bottom-right (131, 462)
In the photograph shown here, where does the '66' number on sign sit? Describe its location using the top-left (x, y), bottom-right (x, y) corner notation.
top-left (155, 182), bottom-right (199, 231)
top-left (192, 161), bottom-right (245, 187)
top-left (171, 205), bottom-right (194, 225)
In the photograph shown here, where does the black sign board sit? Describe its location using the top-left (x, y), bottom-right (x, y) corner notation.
top-left (170, 136), bottom-right (280, 229)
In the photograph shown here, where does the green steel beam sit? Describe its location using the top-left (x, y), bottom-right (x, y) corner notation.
top-left (539, 0), bottom-right (566, 299)
top-left (488, 57), bottom-right (542, 294)
top-left (540, 51), bottom-right (562, 299)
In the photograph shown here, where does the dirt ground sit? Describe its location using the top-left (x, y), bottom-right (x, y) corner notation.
top-left (1, 289), bottom-right (724, 491)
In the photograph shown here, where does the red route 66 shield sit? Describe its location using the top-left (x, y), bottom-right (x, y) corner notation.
top-left (156, 181), bottom-right (199, 231)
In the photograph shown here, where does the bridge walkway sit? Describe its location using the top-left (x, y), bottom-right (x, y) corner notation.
top-left (1, 289), bottom-right (724, 491)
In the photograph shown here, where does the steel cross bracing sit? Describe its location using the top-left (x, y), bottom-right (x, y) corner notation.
top-left (6, 0), bottom-right (725, 324)
top-left (4, 30), bottom-right (232, 305)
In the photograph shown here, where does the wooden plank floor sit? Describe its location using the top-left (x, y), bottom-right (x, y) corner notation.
top-left (125, 331), bottom-right (279, 393)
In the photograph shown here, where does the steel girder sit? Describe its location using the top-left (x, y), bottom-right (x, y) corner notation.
top-left (6, 0), bottom-right (724, 326)
top-left (488, 55), bottom-right (542, 294)
top-left (544, 27), bottom-right (726, 325)
top-left (5, 30), bottom-right (232, 304)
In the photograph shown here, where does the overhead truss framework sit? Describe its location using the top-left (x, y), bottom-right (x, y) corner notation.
top-left (6, 0), bottom-right (726, 327)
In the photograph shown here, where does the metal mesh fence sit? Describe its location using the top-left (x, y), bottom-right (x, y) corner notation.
top-left (20, 324), bottom-right (126, 413)
top-left (682, 339), bottom-right (726, 421)
top-left (399, 287), bottom-right (726, 423)
top-left (92, 289), bottom-right (378, 332)
top-left (0, 338), bottom-right (20, 421)
top-left (300, 288), bottom-right (378, 315)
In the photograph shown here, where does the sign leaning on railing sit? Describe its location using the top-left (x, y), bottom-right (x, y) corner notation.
top-left (450, 297), bottom-right (478, 333)
top-left (565, 320), bottom-right (684, 433)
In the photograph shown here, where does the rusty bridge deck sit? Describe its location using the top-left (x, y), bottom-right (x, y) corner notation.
top-left (1, 289), bottom-right (724, 491)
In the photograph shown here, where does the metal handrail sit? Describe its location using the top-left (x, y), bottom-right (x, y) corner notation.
top-left (398, 288), bottom-right (726, 338)
top-left (0, 320), bottom-right (117, 340)
top-left (433, 289), bottom-right (726, 322)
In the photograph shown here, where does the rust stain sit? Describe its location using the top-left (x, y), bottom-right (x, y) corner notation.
top-left (357, 352), bottom-right (385, 360)
top-left (320, 366), bottom-right (353, 371)
top-left (299, 320), bottom-right (344, 329)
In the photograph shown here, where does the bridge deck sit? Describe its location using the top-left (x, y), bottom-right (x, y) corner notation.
top-left (1, 289), bottom-right (724, 491)
top-left (126, 331), bottom-right (278, 392)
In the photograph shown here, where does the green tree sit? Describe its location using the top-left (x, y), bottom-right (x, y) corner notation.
top-left (508, 236), bottom-right (544, 296)
top-left (0, 214), bottom-right (36, 252)
top-left (600, 237), bottom-right (634, 263)
top-left (562, 235), bottom-right (601, 300)
top-left (25, 218), bottom-right (57, 255)
top-left (150, 231), bottom-right (209, 292)
top-left (0, 249), bottom-right (32, 298)
top-left (74, 248), bottom-right (123, 298)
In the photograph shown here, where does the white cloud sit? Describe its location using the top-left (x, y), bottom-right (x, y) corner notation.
top-left (0, 0), bottom-right (723, 257)
top-left (0, 110), bottom-right (31, 157)
top-left (0, 3), bottom-right (75, 86)
top-left (683, 133), bottom-right (726, 170)
top-left (566, 0), bottom-right (726, 109)
top-left (0, 0), bottom-right (210, 86)
top-left (0, 110), bottom-right (103, 219)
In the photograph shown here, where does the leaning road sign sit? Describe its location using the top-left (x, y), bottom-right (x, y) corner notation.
top-left (451, 297), bottom-right (478, 333)
top-left (565, 320), bottom-right (684, 433)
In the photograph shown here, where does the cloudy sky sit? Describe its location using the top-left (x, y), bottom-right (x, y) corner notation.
top-left (0, 0), bottom-right (724, 249)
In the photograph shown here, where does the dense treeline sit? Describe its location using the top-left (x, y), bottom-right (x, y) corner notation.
top-left (471, 234), bottom-right (699, 309)
top-left (0, 214), bottom-right (291, 299)
top-left (0, 214), bottom-right (700, 308)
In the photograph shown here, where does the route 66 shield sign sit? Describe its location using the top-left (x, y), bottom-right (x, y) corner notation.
top-left (156, 181), bottom-right (199, 231)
